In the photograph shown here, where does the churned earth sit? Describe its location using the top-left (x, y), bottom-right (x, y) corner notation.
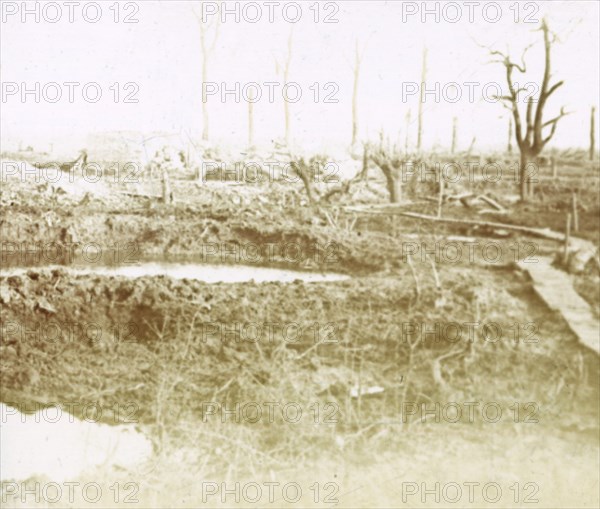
top-left (1, 157), bottom-right (599, 508)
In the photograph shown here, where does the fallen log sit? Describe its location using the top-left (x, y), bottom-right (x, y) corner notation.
top-left (117, 191), bottom-right (161, 199)
top-left (449, 192), bottom-right (474, 200)
top-left (383, 209), bottom-right (568, 241)
top-left (478, 208), bottom-right (509, 215)
top-left (343, 206), bottom-right (566, 241)
top-left (393, 211), bottom-right (597, 272)
top-left (477, 194), bottom-right (506, 212)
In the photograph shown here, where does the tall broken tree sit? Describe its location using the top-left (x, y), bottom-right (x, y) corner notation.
top-left (487, 19), bottom-right (568, 201)
top-left (248, 87), bottom-right (256, 149)
top-left (416, 46), bottom-right (427, 152)
top-left (351, 39), bottom-right (365, 147)
top-left (275, 27), bottom-right (294, 147)
top-left (404, 109), bottom-right (412, 153)
top-left (195, 5), bottom-right (221, 142)
top-left (451, 117), bottom-right (458, 154)
top-left (590, 106), bottom-right (596, 161)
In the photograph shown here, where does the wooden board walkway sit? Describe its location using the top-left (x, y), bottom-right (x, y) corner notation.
top-left (518, 257), bottom-right (600, 354)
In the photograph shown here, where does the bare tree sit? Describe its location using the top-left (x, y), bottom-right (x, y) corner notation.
top-left (275, 28), bottom-right (294, 147)
top-left (416, 46), bottom-right (428, 152)
top-left (507, 116), bottom-right (513, 154)
top-left (351, 39), bottom-right (365, 147)
top-left (466, 136), bottom-right (477, 157)
top-left (590, 106), bottom-right (596, 161)
top-left (195, 5), bottom-right (221, 142)
top-left (404, 109), bottom-right (412, 153)
top-left (451, 117), bottom-right (457, 154)
top-left (248, 87), bottom-right (256, 148)
top-left (486, 19), bottom-right (568, 201)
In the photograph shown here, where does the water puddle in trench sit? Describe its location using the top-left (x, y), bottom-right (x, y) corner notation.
top-left (1, 262), bottom-right (350, 283)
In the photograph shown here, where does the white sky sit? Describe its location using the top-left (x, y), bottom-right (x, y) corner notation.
top-left (1, 0), bottom-right (599, 154)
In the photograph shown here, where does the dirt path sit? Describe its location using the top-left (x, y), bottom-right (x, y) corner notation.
top-left (519, 256), bottom-right (600, 353)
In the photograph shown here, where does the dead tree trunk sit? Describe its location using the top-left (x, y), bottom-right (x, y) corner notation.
top-left (404, 109), bottom-right (411, 153)
top-left (201, 57), bottom-right (210, 142)
top-left (161, 167), bottom-right (173, 205)
top-left (385, 168), bottom-right (402, 204)
top-left (288, 159), bottom-right (316, 203)
top-left (519, 147), bottom-right (534, 199)
top-left (351, 39), bottom-right (363, 147)
top-left (370, 147), bottom-right (402, 204)
top-left (590, 106), bottom-right (596, 161)
top-left (417, 47), bottom-right (427, 152)
top-left (362, 144), bottom-right (369, 179)
top-left (196, 8), bottom-right (221, 142)
top-left (248, 87), bottom-right (255, 148)
top-left (507, 116), bottom-right (513, 154)
top-left (276, 28), bottom-right (294, 147)
top-left (486, 19), bottom-right (568, 202)
top-left (284, 34), bottom-right (292, 146)
top-left (451, 117), bottom-right (457, 154)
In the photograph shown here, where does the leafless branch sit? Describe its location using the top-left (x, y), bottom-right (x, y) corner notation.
top-left (546, 80), bottom-right (564, 97)
top-left (543, 107), bottom-right (570, 128)
top-left (543, 107), bottom-right (571, 145)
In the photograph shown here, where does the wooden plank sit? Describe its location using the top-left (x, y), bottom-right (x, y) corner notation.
top-left (342, 207), bottom-right (568, 242)
top-left (519, 257), bottom-right (600, 354)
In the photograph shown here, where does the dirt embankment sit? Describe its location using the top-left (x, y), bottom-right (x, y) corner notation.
top-left (2, 266), bottom-right (597, 432)
top-left (2, 178), bottom-right (415, 275)
top-left (3, 169), bottom-right (599, 270)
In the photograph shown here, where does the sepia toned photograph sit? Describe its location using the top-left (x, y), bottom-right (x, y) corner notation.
top-left (1, 1), bottom-right (599, 507)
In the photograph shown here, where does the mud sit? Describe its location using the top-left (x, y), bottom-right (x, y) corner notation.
top-left (1, 164), bottom-right (599, 505)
